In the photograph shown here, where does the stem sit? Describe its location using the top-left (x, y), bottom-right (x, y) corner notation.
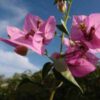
top-left (60, 0), bottom-right (73, 54)
top-left (49, 82), bottom-right (63, 100)
top-left (45, 54), bottom-right (54, 62)
top-left (64, 0), bottom-right (73, 23)
top-left (44, 50), bottom-right (54, 62)
top-left (60, 33), bottom-right (64, 54)
top-left (50, 90), bottom-right (55, 100)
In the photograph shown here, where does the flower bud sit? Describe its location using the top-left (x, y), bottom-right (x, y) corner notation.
top-left (14, 46), bottom-right (28, 56)
top-left (57, 0), bottom-right (67, 13)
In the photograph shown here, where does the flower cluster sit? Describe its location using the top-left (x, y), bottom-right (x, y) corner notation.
top-left (0, 13), bottom-right (100, 78)
top-left (52, 14), bottom-right (100, 77)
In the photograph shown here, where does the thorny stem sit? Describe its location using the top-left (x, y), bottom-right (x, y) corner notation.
top-left (60, 0), bottom-right (73, 54)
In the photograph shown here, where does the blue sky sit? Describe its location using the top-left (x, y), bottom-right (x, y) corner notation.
top-left (0, 0), bottom-right (100, 77)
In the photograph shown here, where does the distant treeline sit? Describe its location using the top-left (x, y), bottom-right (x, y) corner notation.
top-left (0, 68), bottom-right (100, 100)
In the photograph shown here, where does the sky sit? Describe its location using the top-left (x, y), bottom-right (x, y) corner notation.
top-left (0, 0), bottom-right (100, 77)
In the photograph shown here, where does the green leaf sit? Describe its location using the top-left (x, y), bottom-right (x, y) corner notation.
top-left (56, 20), bottom-right (69, 35)
top-left (53, 68), bottom-right (64, 81)
top-left (42, 62), bottom-right (53, 80)
top-left (61, 19), bottom-right (69, 35)
top-left (61, 68), bottom-right (83, 93)
top-left (52, 58), bottom-right (83, 92)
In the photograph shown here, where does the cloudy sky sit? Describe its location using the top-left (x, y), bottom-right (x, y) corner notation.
top-left (0, 0), bottom-right (100, 77)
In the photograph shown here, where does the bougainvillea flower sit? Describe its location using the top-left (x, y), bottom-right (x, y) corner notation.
top-left (70, 13), bottom-right (100, 52)
top-left (66, 44), bottom-right (98, 77)
top-left (52, 41), bottom-right (98, 77)
top-left (0, 14), bottom-right (56, 55)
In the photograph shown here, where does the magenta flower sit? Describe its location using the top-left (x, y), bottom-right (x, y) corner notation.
top-left (0, 14), bottom-right (56, 55)
top-left (70, 13), bottom-right (100, 53)
top-left (52, 41), bottom-right (98, 77)
top-left (66, 43), bottom-right (98, 77)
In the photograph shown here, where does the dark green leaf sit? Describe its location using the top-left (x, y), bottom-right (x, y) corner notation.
top-left (53, 68), bottom-right (65, 81)
top-left (56, 20), bottom-right (69, 35)
top-left (61, 19), bottom-right (69, 35)
top-left (42, 62), bottom-right (53, 80)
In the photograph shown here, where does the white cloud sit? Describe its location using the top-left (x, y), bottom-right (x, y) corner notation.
top-left (0, 0), bottom-right (40, 77)
top-left (0, 0), bottom-right (28, 34)
top-left (0, 20), bottom-right (9, 34)
top-left (0, 49), bottom-right (39, 77)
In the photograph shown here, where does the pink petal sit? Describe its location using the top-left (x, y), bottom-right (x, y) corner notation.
top-left (7, 26), bottom-right (24, 40)
top-left (0, 37), bottom-right (18, 47)
top-left (71, 24), bottom-right (84, 41)
top-left (7, 36), bottom-right (34, 51)
top-left (23, 14), bottom-right (42, 33)
top-left (44, 16), bottom-right (56, 42)
top-left (63, 38), bottom-right (70, 47)
top-left (73, 15), bottom-right (87, 26)
top-left (95, 25), bottom-right (100, 39)
top-left (33, 33), bottom-right (45, 55)
top-left (84, 14), bottom-right (100, 39)
top-left (69, 58), bottom-right (96, 77)
top-left (84, 34), bottom-right (100, 49)
top-left (89, 48), bottom-right (100, 54)
top-left (87, 13), bottom-right (100, 29)
top-left (86, 52), bottom-right (99, 65)
top-left (71, 15), bottom-right (87, 41)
